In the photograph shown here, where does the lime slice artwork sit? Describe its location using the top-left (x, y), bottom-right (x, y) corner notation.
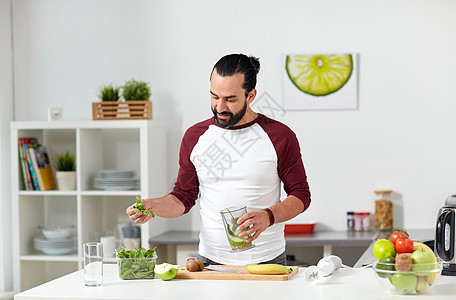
top-left (286, 54), bottom-right (353, 96)
top-left (282, 53), bottom-right (358, 110)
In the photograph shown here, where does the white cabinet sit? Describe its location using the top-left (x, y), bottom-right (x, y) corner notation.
top-left (10, 120), bottom-right (167, 292)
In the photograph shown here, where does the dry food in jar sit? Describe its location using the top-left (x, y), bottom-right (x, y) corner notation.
top-left (375, 190), bottom-right (393, 231)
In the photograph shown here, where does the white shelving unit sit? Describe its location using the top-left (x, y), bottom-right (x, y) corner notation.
top-left (10, 120), bottom-right (167, 292)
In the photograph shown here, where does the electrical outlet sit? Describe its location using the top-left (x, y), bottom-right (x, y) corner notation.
top-left (48, 107), bottom-right (63, 121)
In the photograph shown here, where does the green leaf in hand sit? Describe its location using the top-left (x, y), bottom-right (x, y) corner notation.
top-left (133, 196), bottom-right (155, 218)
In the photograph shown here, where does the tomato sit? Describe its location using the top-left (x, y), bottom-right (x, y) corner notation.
top-left (390, 230), bottom-right (409, 245)
top-left (395, 237), bottom-right (413, 253)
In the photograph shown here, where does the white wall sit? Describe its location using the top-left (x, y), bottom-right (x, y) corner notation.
top-left (0, 0), bottom-right (14, 297)
top-left (10, 0), bottom-right (456, 233)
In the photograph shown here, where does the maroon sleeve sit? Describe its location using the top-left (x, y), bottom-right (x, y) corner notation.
top-left (169, 119), bottom-right (212, 213)
top-left (258, 115), bottom-right (311, 211)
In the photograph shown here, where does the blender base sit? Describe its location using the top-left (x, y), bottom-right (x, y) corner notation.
top-left (442, 263), bottom-right (456, 276)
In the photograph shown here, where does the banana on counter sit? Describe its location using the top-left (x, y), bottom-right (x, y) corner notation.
top-left (245, 264), bottom-right (293, 275)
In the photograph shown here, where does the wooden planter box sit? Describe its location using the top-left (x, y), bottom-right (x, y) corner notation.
top-left (92, 101), bottom-right (152, 120)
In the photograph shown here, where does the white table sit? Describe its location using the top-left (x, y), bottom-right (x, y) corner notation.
top-left (14, 264), bottom-right (456, 300)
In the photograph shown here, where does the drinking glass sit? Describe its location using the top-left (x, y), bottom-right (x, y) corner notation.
top-left (83, 242), bottom-right (103, 287)
top-left (220, 206), bottom-right (254, 252)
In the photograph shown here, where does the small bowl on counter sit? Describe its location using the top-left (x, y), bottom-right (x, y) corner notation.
top-left (372, 259), bottom-right (443, 295)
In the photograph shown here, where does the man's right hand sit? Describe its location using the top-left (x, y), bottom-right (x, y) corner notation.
top-left (125, 194), bottom-right (186, 223)
top-left (126, 200), bottom-right (153, 224)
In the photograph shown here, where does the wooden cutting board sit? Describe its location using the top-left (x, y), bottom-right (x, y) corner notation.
top-left (175, 265), bottom-right (299, 281)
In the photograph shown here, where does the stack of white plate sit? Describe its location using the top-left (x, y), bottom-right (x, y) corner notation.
top-left (94, 170), bottom-right (139, 190)
top-left (34, 237), bottom-right (77, 255)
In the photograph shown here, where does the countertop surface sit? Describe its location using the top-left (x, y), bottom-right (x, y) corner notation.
top-left (149, 229), bottom-right (378, 246)
top-left (15, 229), bottom-right (445, 300)
top-left (15, 263), bottom-right (456, 300)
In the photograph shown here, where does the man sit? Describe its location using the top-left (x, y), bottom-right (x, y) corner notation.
top-left (126, 53), bottom-right (311, 266)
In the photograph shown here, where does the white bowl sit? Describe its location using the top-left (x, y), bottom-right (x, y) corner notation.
top-left (42, 226), bottom-right (73, 240)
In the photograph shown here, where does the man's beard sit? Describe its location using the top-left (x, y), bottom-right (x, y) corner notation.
top-left (212, 101), bottom-right (247, 128)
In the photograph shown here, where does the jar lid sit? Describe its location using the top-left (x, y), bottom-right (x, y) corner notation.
top-left (374, 190), bottom-right (392, 194)
top-left (346, 211), bottom-right (354, 215)
top-left (355, 212), bottom-right (370, 215)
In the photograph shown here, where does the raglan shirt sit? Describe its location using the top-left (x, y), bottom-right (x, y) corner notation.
top-left (170, 113), bottom-right (310, 265)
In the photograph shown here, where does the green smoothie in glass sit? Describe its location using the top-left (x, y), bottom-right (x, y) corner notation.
top-left (220, 206), bottom-right (254, 252)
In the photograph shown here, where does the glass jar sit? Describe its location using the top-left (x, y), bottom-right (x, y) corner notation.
top-left (374, 190), bottom-right (393, 231)
top-left (354, 212), bottom-right (370, 231)
top-left (346, 211), bottom-right (355, 231)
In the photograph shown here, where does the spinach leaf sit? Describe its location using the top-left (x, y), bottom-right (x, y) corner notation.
top-left (133, 196), bottom-right (155, 218)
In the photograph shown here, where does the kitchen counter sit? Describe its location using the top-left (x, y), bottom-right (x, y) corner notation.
top-left (14, 262), bottom-right (456, 300)
top-left (15, 228), bottom-right (454, 300)
top-left (149, 229), bottom-right (378, 246)
top-left (149, 230), bottom-right (378, 263)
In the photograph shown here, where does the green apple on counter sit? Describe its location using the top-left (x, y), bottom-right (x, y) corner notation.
top-left (155, 263), bottom-right (178, 281)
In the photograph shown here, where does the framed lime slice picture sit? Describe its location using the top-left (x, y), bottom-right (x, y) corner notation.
top-left (282, 53), bottom-right (359, 110)
top-left (286, 54), bottom-right (353, 96)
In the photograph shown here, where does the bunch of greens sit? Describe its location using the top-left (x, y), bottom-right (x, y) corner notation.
top-left (133, 196), bottom-right (155, 217)
top-left (115, 247), bottom-right (157, 279)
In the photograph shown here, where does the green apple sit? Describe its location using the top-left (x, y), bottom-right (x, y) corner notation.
top-left (373, 239), bottom-right (396, 260)
top-left (375, 257), bottom-right (395, 278)
top-left (154, 263), bottom-right (178, 281)
top-left (411, 250), bottom-right (436, 275)
top-left (389, 274), bottom-right (418, 294)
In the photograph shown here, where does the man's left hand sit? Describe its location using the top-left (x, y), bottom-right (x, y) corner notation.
top-left (236, 209), bottom-right (270, 243)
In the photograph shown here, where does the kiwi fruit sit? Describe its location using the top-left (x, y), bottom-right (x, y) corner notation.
top-left (186, 258), bottom-right (205, 272)
top-left (395, 253), bottom-right (413, 272)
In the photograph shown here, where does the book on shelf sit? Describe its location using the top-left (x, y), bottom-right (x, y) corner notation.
top-left (17, 138), bottom-right (32, 190)
top-left (18, 137), bottom-right (56, 191)
top-left (24, 138), bottom-right (40, 190)
top-left (35, 145), bottom-right (56, 190)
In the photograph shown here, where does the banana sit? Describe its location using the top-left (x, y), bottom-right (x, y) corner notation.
top-left (427, 272), bottom-right (438, 285)
top-left (415, 276), bottom-right (428, 293)
top-left (412, 242), bottom-right (438, 285)
top-left (245, 264), bottom-right (293, 275)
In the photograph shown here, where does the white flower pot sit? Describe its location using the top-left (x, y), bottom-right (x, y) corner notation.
top-left (56, 171), bottom-right (76, 190)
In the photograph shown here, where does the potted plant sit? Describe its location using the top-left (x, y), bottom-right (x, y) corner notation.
top-left (54, 151), bottom-right (76, 190)
top-left (96, 84), bottom-right (121, 115)
top-left (122, 79), bottom-right (151, 101)
top-left (98, 84), bottom-right (121, 101)
top-left (92, 79), bottom-right (153, 120)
